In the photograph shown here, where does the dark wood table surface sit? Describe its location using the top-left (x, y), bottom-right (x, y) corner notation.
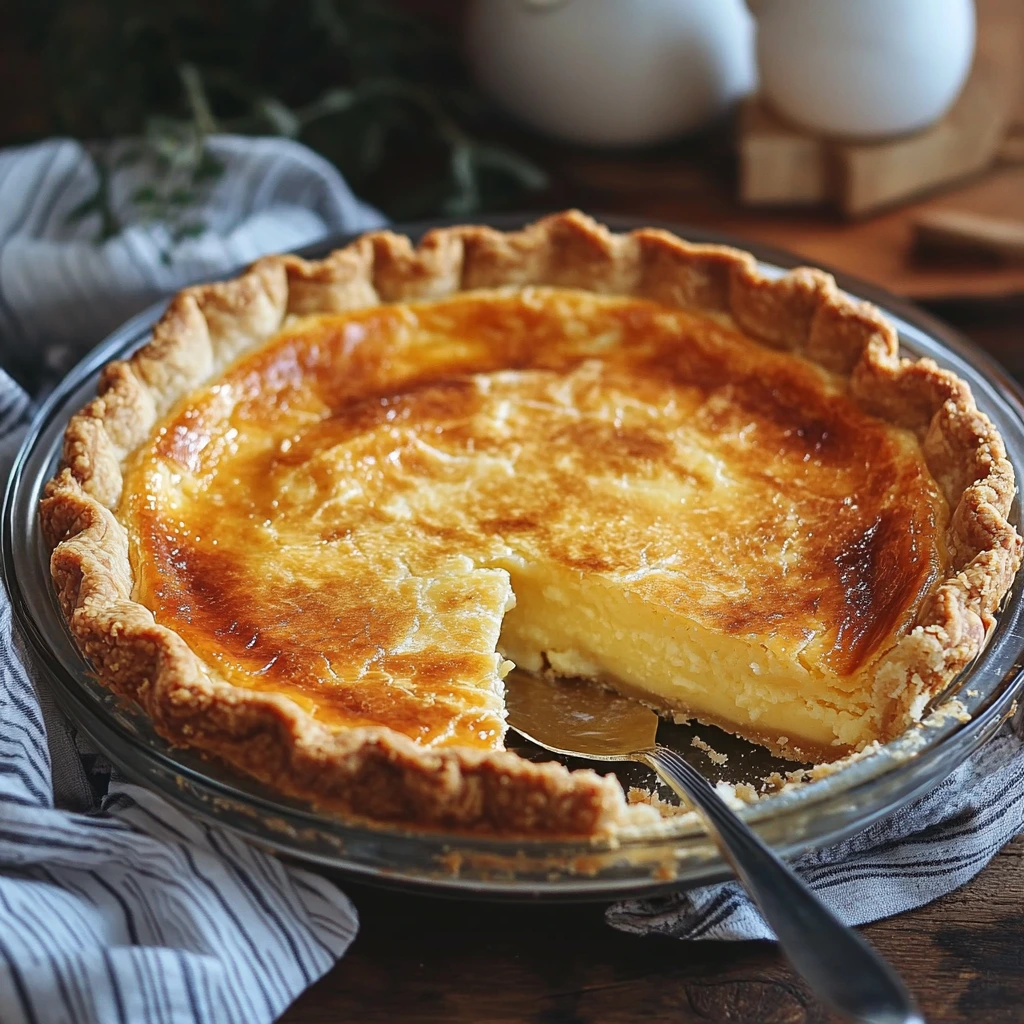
top-left (283, 835), bottom-right (1024, 1024)
top-left (278, 235), bottom-right (1024, 1023)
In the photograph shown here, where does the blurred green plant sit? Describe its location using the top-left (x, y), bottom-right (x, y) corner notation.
top-left (17, 0), bottom-right (547, 244)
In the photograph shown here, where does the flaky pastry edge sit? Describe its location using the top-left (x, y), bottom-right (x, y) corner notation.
top-left (40, 212), bottom-right (1023, 836)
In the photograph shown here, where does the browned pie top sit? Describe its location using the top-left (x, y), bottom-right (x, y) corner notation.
top-left (119, 286), bottom-right (950, 748)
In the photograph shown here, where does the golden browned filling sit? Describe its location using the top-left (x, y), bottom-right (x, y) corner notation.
top-left (119, 287), bottom-right (949, 757)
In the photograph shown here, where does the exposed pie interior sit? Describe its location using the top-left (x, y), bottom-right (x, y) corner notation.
top-left (42, 213), bottom-right (1022, 835)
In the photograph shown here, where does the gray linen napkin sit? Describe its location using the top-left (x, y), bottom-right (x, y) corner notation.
top-left (0, 135), bottom-right (385, 1024)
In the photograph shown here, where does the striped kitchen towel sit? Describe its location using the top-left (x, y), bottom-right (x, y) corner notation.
top-left (607, 727), bottom-right (1024, 940)
top-left (0, 136), bottom-right (385, 1024)
top-left (0, 135), bottom-right (385, 387)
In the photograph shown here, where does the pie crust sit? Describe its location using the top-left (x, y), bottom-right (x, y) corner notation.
top-left (41, 212), bottom-right (1022, 836)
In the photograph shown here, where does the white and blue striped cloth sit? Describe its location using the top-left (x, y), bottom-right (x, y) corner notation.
top-left (608, 728), bottom-right (1024, 940)
top-left (0, 136), bottom-right (385, 1024)
top-left (2, 137), bottom-right (1024, 1023)
top-left (0, 136), bottom-right (384, 383)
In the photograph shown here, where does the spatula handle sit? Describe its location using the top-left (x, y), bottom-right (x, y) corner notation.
top-left (641, 745), bottom-right (924, 1024)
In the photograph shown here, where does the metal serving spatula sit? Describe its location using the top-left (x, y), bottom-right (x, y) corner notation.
top-left (505, 671), bottom-right (923, 1024)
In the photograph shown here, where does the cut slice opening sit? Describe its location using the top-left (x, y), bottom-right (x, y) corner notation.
top-left (492, 554), bottom-right (880, 762)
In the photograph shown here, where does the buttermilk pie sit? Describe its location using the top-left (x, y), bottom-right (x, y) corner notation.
top-left (41, 212), bottom-right (1022, 835)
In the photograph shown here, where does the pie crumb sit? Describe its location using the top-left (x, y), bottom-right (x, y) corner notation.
top-left (690, 736), bottom-right (729, 765)
top-left (627, 786), bottom-right (690, 817)
top-left (732, 782), bottom-right (759, 803)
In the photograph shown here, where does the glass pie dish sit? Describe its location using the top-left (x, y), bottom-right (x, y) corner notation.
top-left (5, 216), bottom-right (1024, 901)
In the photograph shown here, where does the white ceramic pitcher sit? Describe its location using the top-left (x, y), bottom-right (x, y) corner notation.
top-left (465, 0), bottom-right (756, 147)
top-left (754, 0), bottom-right (976, 139)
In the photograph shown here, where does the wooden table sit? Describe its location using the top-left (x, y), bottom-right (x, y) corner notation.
top-left (279, 276), bottom-right (1024, 1023)
top-left (4, 6), bottom-right (1021, 1013)
top-left (283, 836), bottom-right (1024, 1023)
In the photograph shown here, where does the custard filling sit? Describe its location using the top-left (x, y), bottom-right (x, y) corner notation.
top-left (119, 287), bottom-right (949, 758)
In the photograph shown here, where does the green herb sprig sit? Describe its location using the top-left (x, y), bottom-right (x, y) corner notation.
top-left (19, 0), bottom-right (546, 249)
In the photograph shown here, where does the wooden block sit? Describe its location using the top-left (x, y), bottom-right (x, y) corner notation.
top-left (738, 100), bottom-right (827, 206)
top-left (738, 0), bottom-right (1023, 217)
top-left (998, 131), bottom-right (1024, 164)
top-left (912, 209), bottom-right (1024, 264)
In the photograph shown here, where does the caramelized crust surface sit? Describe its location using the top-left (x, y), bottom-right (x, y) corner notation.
top-left (122, 287), bottom-right (947, 747)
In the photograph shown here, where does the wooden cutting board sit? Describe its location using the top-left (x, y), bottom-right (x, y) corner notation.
top-left (724, 166), bottom-right (1024, 301)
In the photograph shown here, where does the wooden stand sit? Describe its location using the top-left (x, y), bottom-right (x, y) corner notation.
top-left (739, 0), bottom-right (1023, 217)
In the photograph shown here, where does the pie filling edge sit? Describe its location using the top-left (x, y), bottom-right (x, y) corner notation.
top-left (40, 211), bottom-right (1023, 837)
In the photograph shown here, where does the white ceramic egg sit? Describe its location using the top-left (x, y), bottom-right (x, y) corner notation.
top-left (465, 0), bottom-right (756, 148)
top-left (756, 0), bottom-right (976, 139)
